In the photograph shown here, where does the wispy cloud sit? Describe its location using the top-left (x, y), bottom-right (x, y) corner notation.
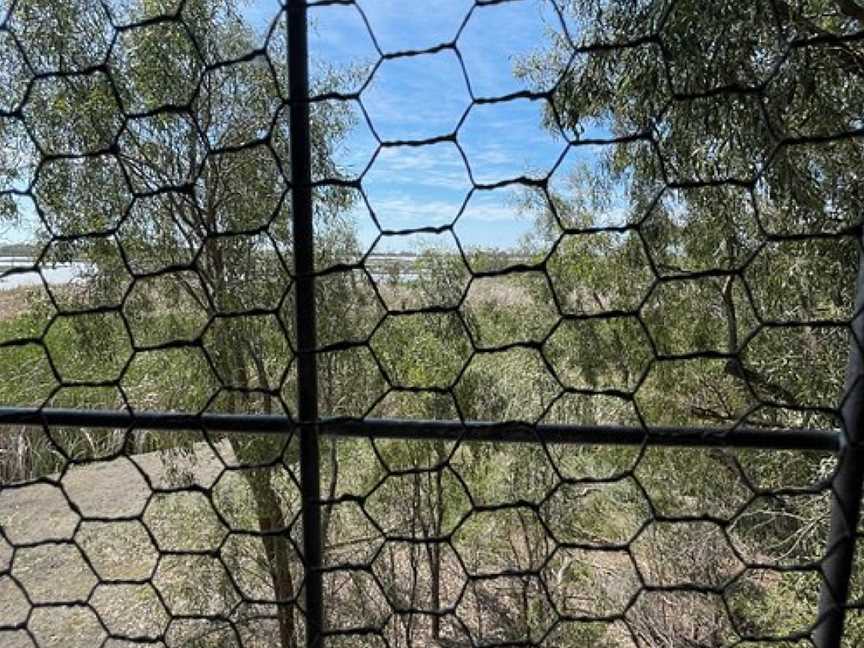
top-left (364, 195), bottom-right (465, 230)
top-left (364, 142), bottom-right (470, 189)
top-left (457, 0), bottom-right (560, 98)
top-left (361, 51), bottom-right (471, 141)
top-left (355, 0), bottom-right (471, 53)
top-left (459, 99), bottom-right (568, 184)
top-left (3, 0), bottom-right (599, 253)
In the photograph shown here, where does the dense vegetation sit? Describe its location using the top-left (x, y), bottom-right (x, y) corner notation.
top-left (1, 0), bottom-right (863, 646)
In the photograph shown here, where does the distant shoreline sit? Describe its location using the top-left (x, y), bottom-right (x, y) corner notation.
top-left (0, 244), bottom-right (38, 258)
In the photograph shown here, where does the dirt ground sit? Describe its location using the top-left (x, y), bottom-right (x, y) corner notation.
top-left (0, 288), bottom-right (32, 322)
top-left (0, 443), bottom-right (238, 648)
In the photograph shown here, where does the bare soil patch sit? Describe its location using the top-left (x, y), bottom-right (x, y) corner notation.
top-left (0, 288), bottom-right (32, 322)
top-left (0, 443), bottom-right (250, 648)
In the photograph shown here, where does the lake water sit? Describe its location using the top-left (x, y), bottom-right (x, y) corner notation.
top-left (0, 258), bottom-right (86, 290)
top-left (0, 254), bottom-right (477, 291)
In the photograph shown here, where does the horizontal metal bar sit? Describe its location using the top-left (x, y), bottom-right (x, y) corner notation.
top-left (0, 407), bottom-right (841, 451)
top-left (322, 417), bottom-right (841, 451)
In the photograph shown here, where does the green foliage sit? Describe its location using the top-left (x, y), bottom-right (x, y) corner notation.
top-left (373, 312), bottom-right (469, 390)
top-left (1, 1), bottom-right (860, 645)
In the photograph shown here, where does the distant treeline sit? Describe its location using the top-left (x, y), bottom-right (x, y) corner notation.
top-left (0, 244), bottom-right (38, 258)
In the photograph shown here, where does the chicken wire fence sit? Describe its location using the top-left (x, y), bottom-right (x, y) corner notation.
top-left (0, 0), bottom-right (863, 647)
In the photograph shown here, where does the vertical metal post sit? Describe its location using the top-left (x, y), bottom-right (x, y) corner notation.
top-left (286, 1), bottom-right (324, 646)
top-left (815, 239), bottom-right (864, 648)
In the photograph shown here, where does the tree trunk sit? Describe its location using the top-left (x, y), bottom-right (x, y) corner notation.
top-left (228, 342), bottom-right (299, 648)
top-left (430, 441), bottom-right (446, 641)
top-left (245, 465), bottom-right (298, 648)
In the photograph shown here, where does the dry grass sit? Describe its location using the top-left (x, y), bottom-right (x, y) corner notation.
top-left (0, 443), bottom-right (245, 647)
top-left (0, 287), bottom-right (33, 322)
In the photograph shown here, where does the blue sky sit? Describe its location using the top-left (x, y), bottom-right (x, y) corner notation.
top-left (299, 0), bottom-right (596, 252)
top-left (2, 0), bottom-right (616, 253)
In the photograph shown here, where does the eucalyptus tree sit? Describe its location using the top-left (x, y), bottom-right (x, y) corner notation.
top-left (516, 1), bottom-right (864, 640)
top-left (521, 0), bottom-right (864, 429)
top-left (0, 1), bottom-right (364, 645)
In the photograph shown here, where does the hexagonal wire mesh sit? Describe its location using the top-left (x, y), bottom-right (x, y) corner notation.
top-left (0, 0), bottom-right (863, 647)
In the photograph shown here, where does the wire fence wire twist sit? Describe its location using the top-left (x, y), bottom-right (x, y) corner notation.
top-left (0, 1), bottom-right (863, 647)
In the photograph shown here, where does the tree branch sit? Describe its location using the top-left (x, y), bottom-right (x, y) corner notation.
top-left (835, 0), bottom-right (864, 23)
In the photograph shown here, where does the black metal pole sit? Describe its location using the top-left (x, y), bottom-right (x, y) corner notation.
top-left (286, 1), bottom-right (323, 646)
top-left (0, 407), bottom-right (841, 451)
top-left (814, 242), bottom-right (864, 648)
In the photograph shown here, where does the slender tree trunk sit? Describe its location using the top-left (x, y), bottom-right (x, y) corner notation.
top-left (224, 342), bottom-right (298, 648)
top-left (430, 441), bottom-right (446, 641)
top-left (246, 467), bottom-right (297, 648)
